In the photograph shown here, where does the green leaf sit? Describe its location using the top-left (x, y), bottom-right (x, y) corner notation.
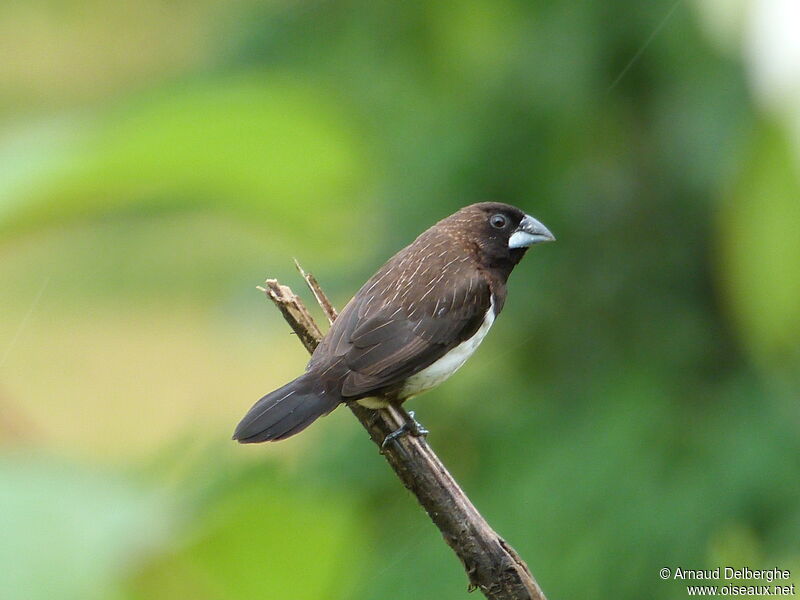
top-left (127, 475), bottom-right (367, 600)
top-left (717, 122), bottom-right (800, 372)
top-left (0, 72), bottom-right (372, 254)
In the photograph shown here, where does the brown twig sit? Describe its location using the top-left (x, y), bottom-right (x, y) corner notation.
top-left (261, 266), bottom-right (547, 600)
top-left (293, 258), bottom-right (339, 322)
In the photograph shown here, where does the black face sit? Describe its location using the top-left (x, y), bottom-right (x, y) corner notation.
top-left (441, 202), bottom-right (553, 273)
top-left (471, 202), bottom-right (528, 263)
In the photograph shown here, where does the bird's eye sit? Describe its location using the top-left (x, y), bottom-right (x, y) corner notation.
top-left (490, 214), bottom-right (507, 229)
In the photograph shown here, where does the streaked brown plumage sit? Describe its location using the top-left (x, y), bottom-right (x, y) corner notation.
top-left (234, 202), bottom-right (554, 443)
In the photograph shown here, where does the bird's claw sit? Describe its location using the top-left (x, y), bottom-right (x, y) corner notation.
top-left (381, 410), bottom-right (428, 451)
top-left (406, 411), bottom-right (429, 437)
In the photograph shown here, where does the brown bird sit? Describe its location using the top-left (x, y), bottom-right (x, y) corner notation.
top-left (234, 202), bottom-right (554, 445)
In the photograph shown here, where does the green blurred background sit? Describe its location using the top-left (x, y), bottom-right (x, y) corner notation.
top-left (1, 1), bottom-right (799, 598)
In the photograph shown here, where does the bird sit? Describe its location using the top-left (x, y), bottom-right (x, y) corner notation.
top-left (233, 202), bottom-right (555, 445)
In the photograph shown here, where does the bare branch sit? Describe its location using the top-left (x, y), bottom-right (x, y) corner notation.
top-left (260, 279), bottom-right (322, 353)
top-left (294, 258), bottom-right (338, 324)
top-left (259, 268), bottom-right (547, 600)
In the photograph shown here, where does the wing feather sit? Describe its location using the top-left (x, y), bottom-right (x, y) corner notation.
top-left (307, 237), bottom-right (492, 399)
top-left (340, 278), bottom-right (490, 397)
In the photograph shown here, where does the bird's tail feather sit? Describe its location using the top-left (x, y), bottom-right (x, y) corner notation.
top-left (233, 375), bottom-right (339, 443)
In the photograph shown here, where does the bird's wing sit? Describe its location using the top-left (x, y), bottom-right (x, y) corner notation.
top-left (321, 271), bottom-right (492, 398)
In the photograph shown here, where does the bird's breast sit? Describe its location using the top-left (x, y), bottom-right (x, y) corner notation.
top-left (398, 297), bottom-right (496, 399)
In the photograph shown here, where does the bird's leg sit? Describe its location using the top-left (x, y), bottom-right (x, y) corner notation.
top-left (381, 409), bottom-right (429, 450)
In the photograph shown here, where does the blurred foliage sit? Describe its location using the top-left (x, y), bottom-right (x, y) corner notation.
top-left (0, 74), bottom-right (372, 257)
top-left (1, 1), bottom-right (798, 599)
top-left (0, 454), bottom-right (172, 600)
top-left (718, 122), bottom-right (800, 376)
top-left (126, 460), bottom-right (369, 600)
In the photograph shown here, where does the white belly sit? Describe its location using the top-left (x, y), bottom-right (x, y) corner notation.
top-left (399, 298), bottom-right (495, 399)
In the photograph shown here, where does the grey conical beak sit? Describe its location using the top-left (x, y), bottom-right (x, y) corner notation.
top-left (508, 214), bottom-right (556, 248)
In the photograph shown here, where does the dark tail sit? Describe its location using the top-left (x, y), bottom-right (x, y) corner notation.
top-left (233, 375), bottom-right (339, 443)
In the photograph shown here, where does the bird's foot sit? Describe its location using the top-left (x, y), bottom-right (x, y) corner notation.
top-left (406, 410), bottom-right (429, 437)
top-left (381, 411), bottom-right (429, 450)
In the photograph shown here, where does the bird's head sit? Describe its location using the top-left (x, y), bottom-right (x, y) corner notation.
top-left (444, 202), bottom-right (555, 270)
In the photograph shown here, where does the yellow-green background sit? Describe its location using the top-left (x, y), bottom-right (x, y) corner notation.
top-left (1, 1), bottom-right (798, 599)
